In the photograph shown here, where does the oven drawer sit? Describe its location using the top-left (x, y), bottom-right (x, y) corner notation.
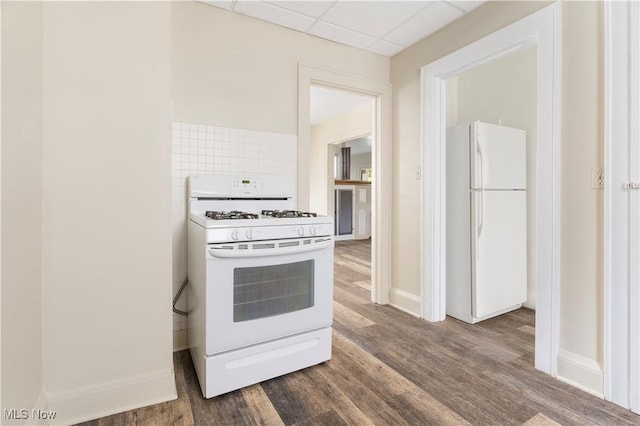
top-left (202, 327), bottom-right (332, 398)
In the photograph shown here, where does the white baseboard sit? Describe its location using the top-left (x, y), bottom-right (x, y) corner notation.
top-left (45, 370), bottom-right (177, 426)
top-left (556, 349), bottom-right (604, 398)
top-left (173, 328), bottom-right (188, 352)
top-left (388, 287), bottom-right (421, 317)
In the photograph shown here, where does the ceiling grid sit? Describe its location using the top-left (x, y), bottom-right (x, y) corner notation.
top-left (201, 0), bottom-right (485, 57)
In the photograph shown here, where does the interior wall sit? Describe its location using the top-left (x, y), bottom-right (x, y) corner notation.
top-left (351, 152), bottom-right (372, 180)
top-left (447, 47), bottom-right (538, 309)
top-left (1, 1), bottom-right (44, 419)
top-left (40, 2), bottom-right (176, 423)
top-left (309, 105), bottom-right (373, 215)
top-left (391, 0), bottom-right (606, 394)
top-left (557, 0), bottom-right (604, 394)
top-left (172, 2), bottom-right (388, 136)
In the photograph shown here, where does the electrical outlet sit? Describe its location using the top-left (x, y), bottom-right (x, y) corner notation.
top-left (591, 167), bottom-right (605, 189)
top-left (415, 166), bottom-right (422, 180)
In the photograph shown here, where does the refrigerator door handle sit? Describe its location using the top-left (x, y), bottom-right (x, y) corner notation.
top-left (475, 191), bottom-right (484, 261)
top-left (477, 142), bottom-right (485, 244)
top-left (477, 140), bottom-right (485, 190)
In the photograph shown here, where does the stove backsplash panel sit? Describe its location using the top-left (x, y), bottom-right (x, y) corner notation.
top-left (171, 121), bottom-right (297, 335)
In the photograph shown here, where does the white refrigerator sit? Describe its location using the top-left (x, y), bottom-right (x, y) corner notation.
top-left (446, 121), bottom-right (527, 324)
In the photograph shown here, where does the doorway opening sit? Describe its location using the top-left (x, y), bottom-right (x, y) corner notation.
top-left (309, 84), bottom-right (375, 296)
top-left (444, 47), bottom-right (537, 325)
top-left (420, 4), bottom-right (560, 376)
top-left (298, 64), bottom-right (391, 305)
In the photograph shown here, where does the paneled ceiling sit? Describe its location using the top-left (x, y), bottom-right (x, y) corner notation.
top-left (200, 0), bottom-right (485, 57)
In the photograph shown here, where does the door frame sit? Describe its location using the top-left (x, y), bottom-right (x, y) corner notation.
top-left (604, 0), bottom-right (640, 413)
top-left (419, 4), bottom-right (561, 375)
top-left (298, 64), bottom-right (392, 304)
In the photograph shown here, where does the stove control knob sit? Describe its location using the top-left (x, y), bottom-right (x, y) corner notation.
top-left (245, 229), bottom-right (253, 240)
top-left (297, 226), bottom-right (305, 237)
top-left (230, 229), bottom-right (239, 241)
top-left (309, 226), bottom-right (317, 236)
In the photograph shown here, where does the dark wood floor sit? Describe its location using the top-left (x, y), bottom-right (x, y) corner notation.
top-left (79, 239), bottom-right (639, 425)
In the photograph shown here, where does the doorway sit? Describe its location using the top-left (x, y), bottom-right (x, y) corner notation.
top-left (298, 64), bottom-right (391, 305)
top-left (444, 47), bottom-right (537, 325)
top-left (420, 4), bottom-right (560, 376)
top-left (309, 85), bottom-right (374, 295)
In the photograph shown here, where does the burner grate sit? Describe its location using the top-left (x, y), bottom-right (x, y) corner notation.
top-left (261, 210), bottom-right (318, 218)
top-left (205, 210), bottom-right (259, 220)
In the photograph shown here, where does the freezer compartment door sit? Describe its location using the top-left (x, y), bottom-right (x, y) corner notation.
top-left (471, 121), bottom-right (526, 190)
top-left (471, 190), bottom-right (527, 319)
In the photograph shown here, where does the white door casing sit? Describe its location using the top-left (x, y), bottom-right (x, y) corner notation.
top-left (420, 3), bottom-right (561, 375)
top-left (604, 0), bottom-right (640, 413)
top-left (298, 64), bottom-right (392, 305)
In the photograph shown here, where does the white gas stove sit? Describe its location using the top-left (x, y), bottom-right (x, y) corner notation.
top-left (187, 174), bottom-right (334, 398)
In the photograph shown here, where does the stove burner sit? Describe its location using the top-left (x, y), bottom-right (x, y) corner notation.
top-left (205, 210), bottom-right (259, 220)
top-left (261, 210), bottom-right (318, 218)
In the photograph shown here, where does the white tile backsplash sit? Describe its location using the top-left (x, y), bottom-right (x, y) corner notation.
top-left (171, 121), bottom-right (297, 331)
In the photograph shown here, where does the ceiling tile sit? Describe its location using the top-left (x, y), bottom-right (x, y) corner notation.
top-left (367, 39), bottom-right (405, 57)
top-left (200, 0), bottom-right (235, 10)
top-left (308, 21), bottom-right (377, 50)
top-left (266, 1), bottom-right (336, 18)
top-left (234, 1), bottom-right (316, 32)
top-left (321, 1), bottom-right (431, 39)
top-left (384, 1), bottom-right (462, 47)
top-left (446, 0), bottom-right (485, 13)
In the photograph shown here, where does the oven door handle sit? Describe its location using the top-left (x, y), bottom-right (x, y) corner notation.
top-left (208, 239), bottom-right (334, 258)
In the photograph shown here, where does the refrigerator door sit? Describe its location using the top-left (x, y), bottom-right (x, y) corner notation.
top-left (471, 121), bottom-right (526, 190)
top-left (471, 190), bottom-right (527, 319)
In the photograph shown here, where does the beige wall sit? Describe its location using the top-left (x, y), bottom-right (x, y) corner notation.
top-left (38, 2), bottom-right (175, 423)
top-left (558, 1), bottom-right (604, 388)
top-left (310, 105), bottom-right (373, 216)
top-left (172, 2), bottom-right (389, 135)
top-left (1, 1), bottom-right (44, 419)
top-left (351, 152), bottom-right (372, 181)
top-left (448, 47), bottom-right (538, 309)
top-left (391, 0), bottom-right (605, 393)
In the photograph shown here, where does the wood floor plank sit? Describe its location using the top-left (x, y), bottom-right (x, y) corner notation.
top-left (133, 402), bottom-right (171, 426)
top-left (388, 387), bottom-right (472, 426)
top-left (240, 384), bottom-right (284, 426)
top-left (295, 364), bottom-right (376, 426)
top-left (523, 413), bottom-right (563, 426)
top-left (333, 300), bottom-right (375, 328)
top-left (329, 330), bottom-right (416, 397)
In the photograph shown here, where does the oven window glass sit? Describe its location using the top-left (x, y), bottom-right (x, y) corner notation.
top-left (233, 260), bottom-right (315, 322)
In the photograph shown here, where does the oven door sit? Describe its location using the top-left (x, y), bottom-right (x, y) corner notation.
top-left (203, 236), bottom-right (334, 355)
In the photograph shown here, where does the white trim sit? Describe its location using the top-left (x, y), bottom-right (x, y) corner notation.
top-left (29, 391), bottom-right (50, 425)
top-left (604, 0), bottom-right (640, 413)
top-left (557, 350), bottom-right (604, 399)
top-left (389, 287), bottom-right (421, 317)
top-left (419, 4), bottom-right (561, 376)
top-left (298, 63), bottom-right (392, 305)
top-left (45, 370), bottom-right (177, 425)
